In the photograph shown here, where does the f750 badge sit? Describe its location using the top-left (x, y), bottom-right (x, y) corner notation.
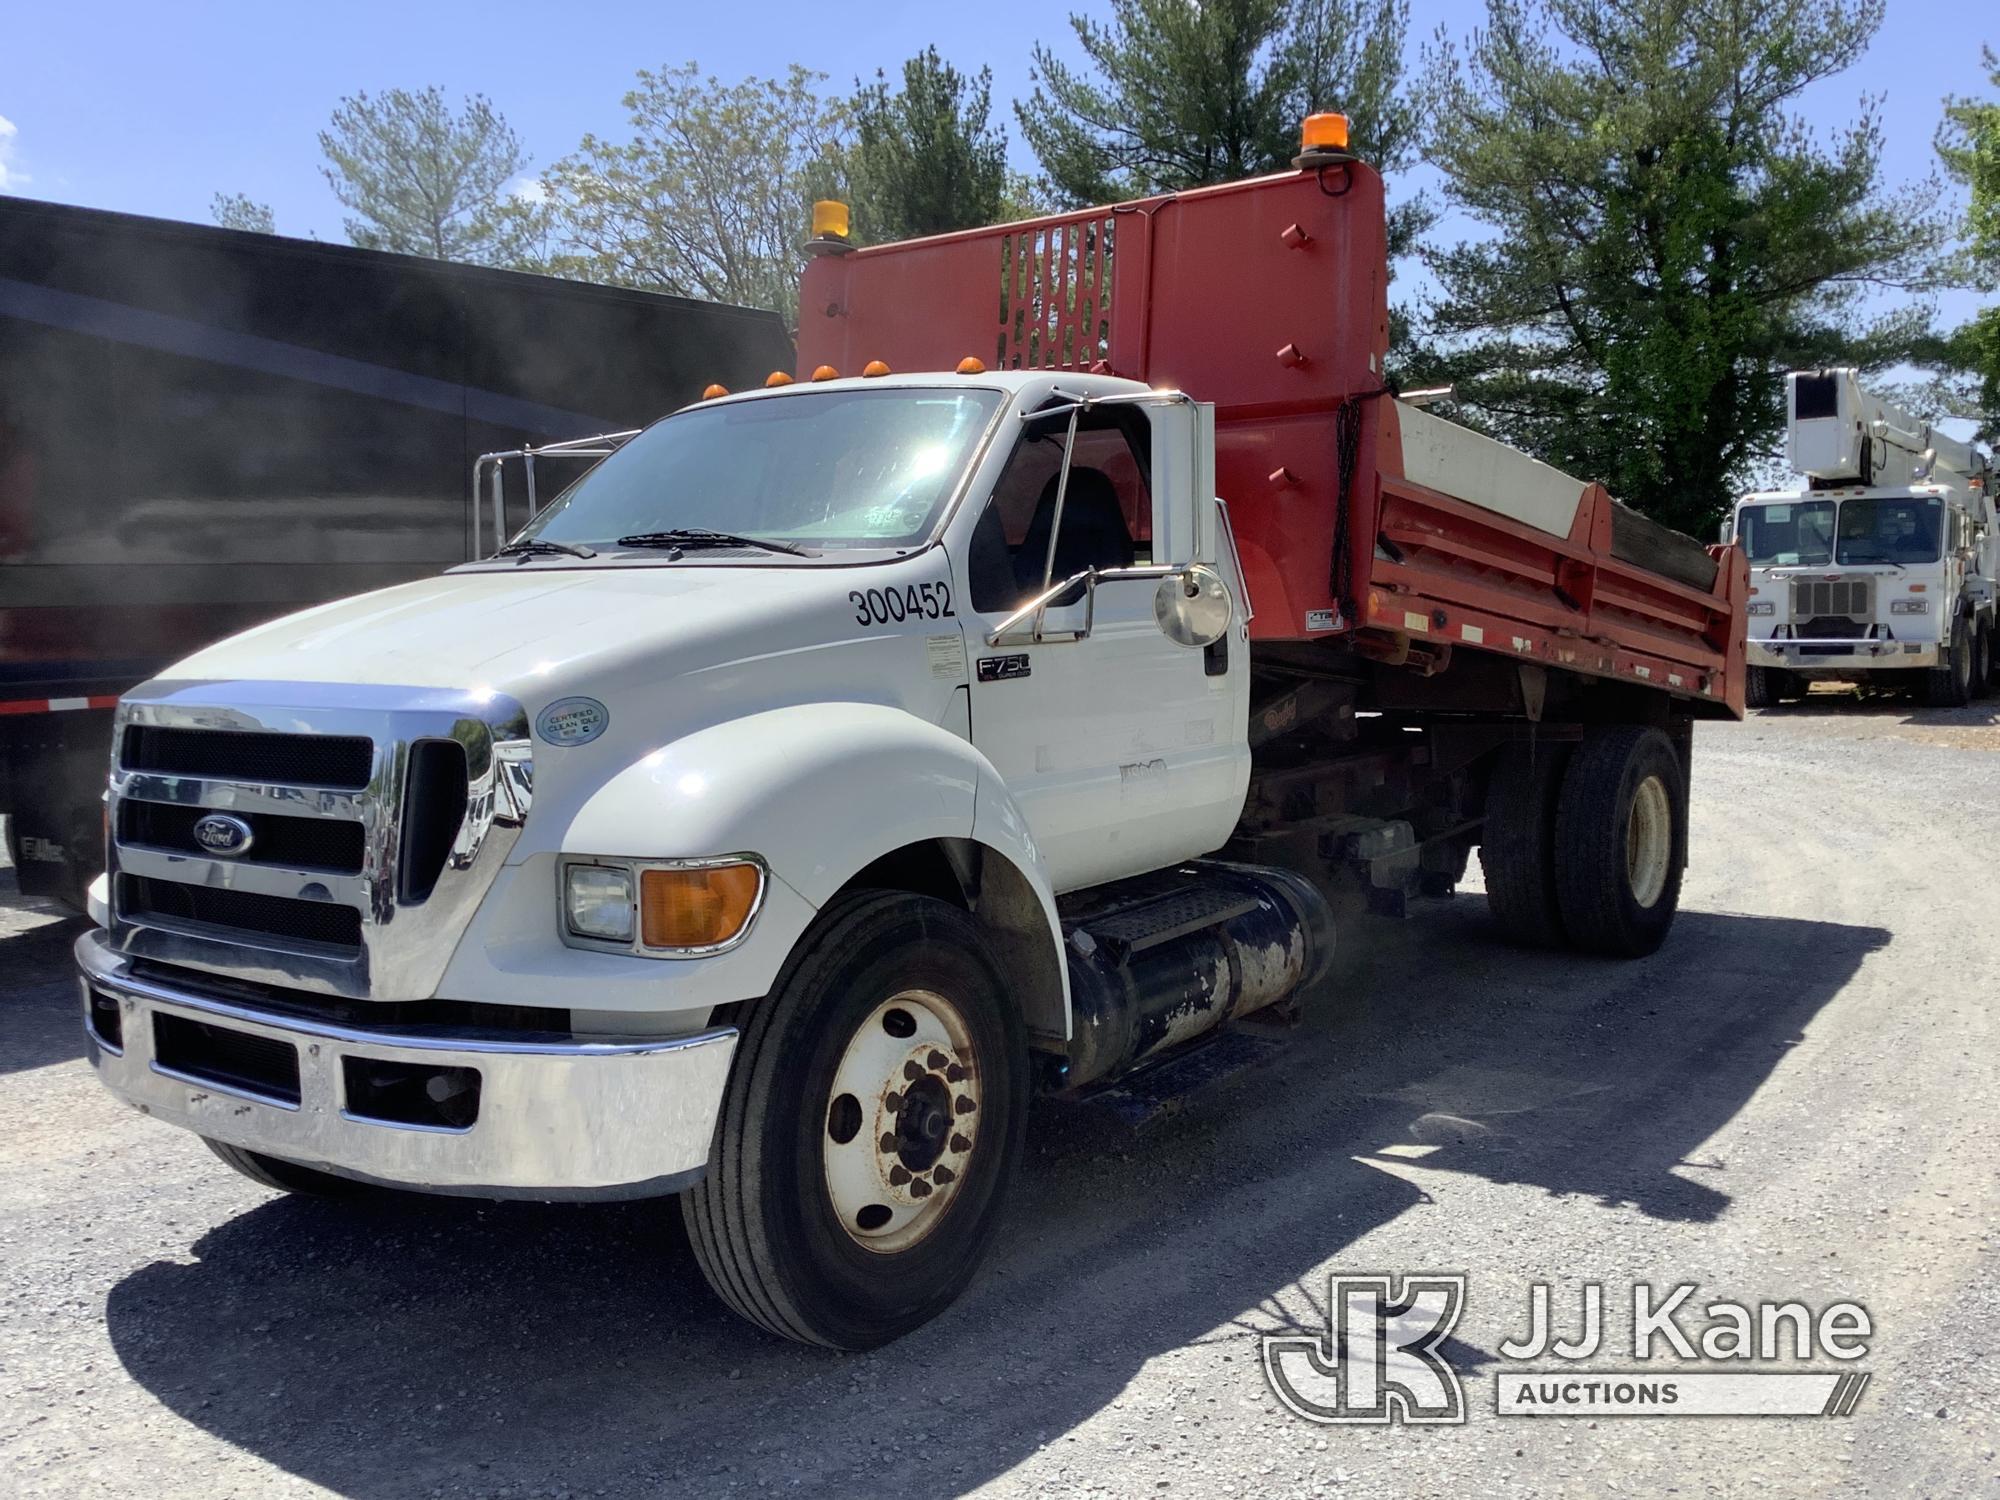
top-left (976, 654), bottom-right (1031, 682)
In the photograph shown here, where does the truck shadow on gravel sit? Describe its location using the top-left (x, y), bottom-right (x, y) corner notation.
top-left (101, 901), bottom-right (1886, 1498)
top-left (0, 907), bottom-right (89, 1077)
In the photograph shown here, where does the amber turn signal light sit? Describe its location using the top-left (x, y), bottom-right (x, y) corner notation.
top-left (640, 863), bottom-right (763, 950)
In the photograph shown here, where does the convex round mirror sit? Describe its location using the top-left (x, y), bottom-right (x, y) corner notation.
top-left (1154, 564), bottom-right (1232, 647)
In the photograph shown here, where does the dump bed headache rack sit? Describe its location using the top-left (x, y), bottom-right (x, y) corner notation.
top-left (797, 158), bottom-right (1745, 715)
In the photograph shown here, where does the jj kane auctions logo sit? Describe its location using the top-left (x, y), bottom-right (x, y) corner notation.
top-left (1263, 1275), bottom-right (1873, 1423)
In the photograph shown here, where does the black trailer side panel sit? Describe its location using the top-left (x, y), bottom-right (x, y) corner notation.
top-left (0, 197), bottom-right (793, 903)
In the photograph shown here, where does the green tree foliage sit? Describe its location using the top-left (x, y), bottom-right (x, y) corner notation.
top-left (1017, 0), bottom-right (1423, 245)
top-left (1936, 46), bottom-right (2000, 440)
top-left (1416, 0), bottom-right (1941, 536)
top-left (847, 48), bottom-right (1008, 243)
top-left (540, 64), bottom-right (848, 323)
top-left (210, 193), bottom-right (275, 234)
top-left (319, 87), bottom-right (534, 264)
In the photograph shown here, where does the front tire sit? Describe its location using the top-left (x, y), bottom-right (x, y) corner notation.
top-left (1926, 617), bottom-right (1974, 707)
top-left (684, 891), bottom-right (1028, 1349)
top-left (1744, 665), bottom-right (1774, 709)
top-left (1973, 623), bottom-right (1993, 701)
top-left (1553, 726), bottom-right (1687, 958)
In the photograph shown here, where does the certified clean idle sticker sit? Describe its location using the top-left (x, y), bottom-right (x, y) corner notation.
top-left (536, 696), bottom-right (609, 746)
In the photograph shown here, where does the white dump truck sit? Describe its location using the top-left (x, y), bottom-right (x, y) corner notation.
top-left (75, 129), bottom-right (1745, 1349)
top-left (1732, 369), bottom-right (1997, 706)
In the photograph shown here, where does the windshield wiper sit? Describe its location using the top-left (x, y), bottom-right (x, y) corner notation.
top-left (493, 538), bottom-right (596, 561)
top-left (616, 528), bottom-right (816, 558)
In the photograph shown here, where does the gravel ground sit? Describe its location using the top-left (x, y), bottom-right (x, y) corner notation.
top-left (3, 700), bottom-right (1998, 1498)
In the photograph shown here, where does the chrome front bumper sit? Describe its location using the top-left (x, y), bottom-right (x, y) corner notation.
top-left (76, 929), bottom-right (736, 1200)
top-left (1748, 638), bottom-right (1937, 671)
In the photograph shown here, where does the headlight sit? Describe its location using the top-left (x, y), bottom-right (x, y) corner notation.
top-left (564, 864), bottom-right (635, 942)
top-left (1890, 598), bottom-right (1928, 615)
top-left (1746, 600), bottom-right (1774, 616)
top-left (560, 856), bottom-right (766, 954)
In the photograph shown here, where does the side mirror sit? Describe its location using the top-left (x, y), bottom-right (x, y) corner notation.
top-left (1154, 563), bottom-right (1231, 647)
top-left (1150, 396), bottom-right (1218, 566)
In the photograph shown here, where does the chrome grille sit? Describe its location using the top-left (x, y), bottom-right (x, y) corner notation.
top-left (103, 684), bottom-right (532, 1001)
top-left (1790, 578), bottom-right (1872, 619)
top-left (121, 725), bottom-right (374, 787)
top-left (117, 798), bottom-right (367, 873)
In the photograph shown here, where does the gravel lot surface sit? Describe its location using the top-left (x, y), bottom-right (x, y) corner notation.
top-left (3, 698), bottom-right (1997, 1498)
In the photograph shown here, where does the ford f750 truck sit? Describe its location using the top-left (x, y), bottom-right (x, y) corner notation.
top-left (76, 117), bottom-right (1746, 1349)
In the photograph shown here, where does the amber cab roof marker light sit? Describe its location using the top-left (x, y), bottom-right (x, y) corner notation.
top-left (702, 383), bottom-right (729, 400)
top-left (764, 371), bottom-right (795, 388)
top-left (862, 360), bottom-right (891, 378)
top-left (811, 365), bottom-right (840, 382)
top-left (956, 356), bottom-right (986, 375)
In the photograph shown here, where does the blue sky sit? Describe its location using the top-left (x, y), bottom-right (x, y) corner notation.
top-left (2, 0), bottom-right (1991, 336)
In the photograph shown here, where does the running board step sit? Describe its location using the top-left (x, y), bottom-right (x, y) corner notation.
top-left (1072, 886), bottom-right (1262, 959)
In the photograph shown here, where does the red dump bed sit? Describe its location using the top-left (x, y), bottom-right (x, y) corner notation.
top-left (797, 162), bottom-right (1745, 715)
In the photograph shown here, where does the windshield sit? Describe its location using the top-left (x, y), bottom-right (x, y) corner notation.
top-left (1737, 500), bottom-right (1833, 566)
top-left (517, 387), bottom-right (1004, 554)
top-left (1835, 496), bottom-right (1943, 565)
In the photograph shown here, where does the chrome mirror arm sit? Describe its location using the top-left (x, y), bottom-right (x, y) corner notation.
top-left (984, 563), bottom-right (1187, 647)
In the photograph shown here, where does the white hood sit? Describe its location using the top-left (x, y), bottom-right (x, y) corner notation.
top-left (168, 563), bottom-right (884, 698)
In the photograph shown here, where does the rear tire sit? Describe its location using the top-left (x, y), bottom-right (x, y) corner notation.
top-left (1744, 666), bottom-right (1773, 709)
top-left (1925, 617), bottom-right (1973, 707)
top-left (1972, 623), bottom-right (1993, 700)
top-left (203, 1138), bottom-right (377, 1197)
top-left (1553, 726), bottom-right (1686, 958)
top-left (1479, 741), bottom-right (1572, 948)
top-left (683, 891), bottom-right (1028, 1349)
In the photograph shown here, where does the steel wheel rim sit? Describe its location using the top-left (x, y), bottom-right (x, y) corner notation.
top-left (1626, 773), bottom-right (1672, 909)
top-left (822, 989), bottom-right (980, 1253)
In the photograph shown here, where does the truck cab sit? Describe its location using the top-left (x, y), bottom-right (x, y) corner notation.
top-left (1732, 369), bottom-right (1997, 706)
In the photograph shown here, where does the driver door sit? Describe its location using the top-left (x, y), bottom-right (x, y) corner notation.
top-left (958, 398), bottom-right (1247, 892)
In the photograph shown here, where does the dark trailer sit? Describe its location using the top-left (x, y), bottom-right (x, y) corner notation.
top-left (0, 196), bottom-right (793, 906)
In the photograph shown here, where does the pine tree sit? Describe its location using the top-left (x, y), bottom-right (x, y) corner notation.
top-left (1415, 0), bottom-right (1941, 535)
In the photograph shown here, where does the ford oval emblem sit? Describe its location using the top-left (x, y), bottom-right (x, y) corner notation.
top-left (536, 696), bottom-right (609, 747)
top-left (193, 813), bottom-right (255, 858)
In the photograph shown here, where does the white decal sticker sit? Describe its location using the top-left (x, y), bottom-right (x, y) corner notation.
top-left (926, 633), bottom-right (965, 680)
top-left (1460, 624), bottom-right (1485, 644)
top-left (1404, 611), bottom-right (1429, 633)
